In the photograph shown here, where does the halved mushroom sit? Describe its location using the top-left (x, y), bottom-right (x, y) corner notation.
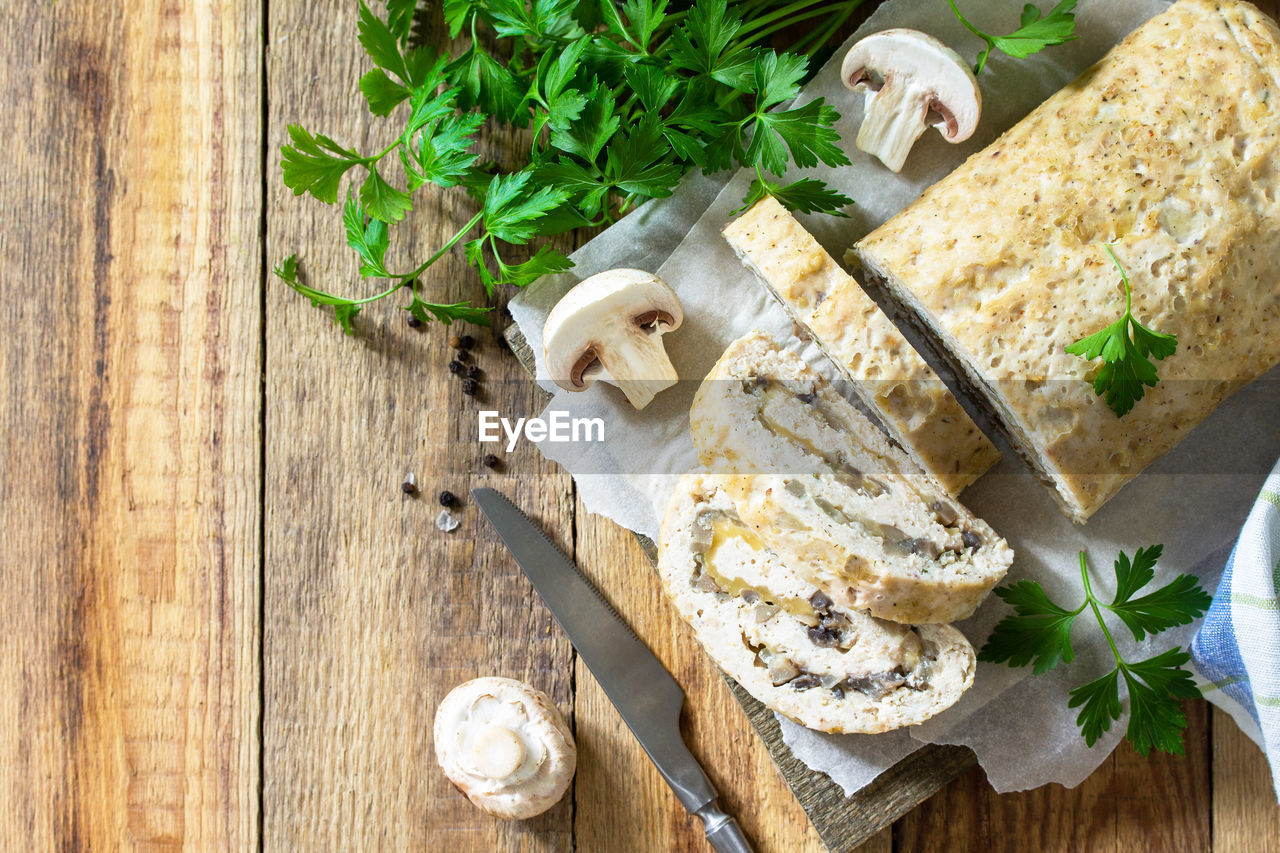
top-left (434, 677), bottom-right (576, 820)
top-left (542, 269), bottom-right (684, 410)
top-left (841, 29), bottom-right (981, 173)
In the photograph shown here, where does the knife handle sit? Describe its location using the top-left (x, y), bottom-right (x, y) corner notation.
top-left (698, 802), bottom-right (755, 853)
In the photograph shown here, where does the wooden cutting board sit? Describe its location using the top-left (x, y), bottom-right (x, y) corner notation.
top-left (506, 326), bottom-right (975, 852)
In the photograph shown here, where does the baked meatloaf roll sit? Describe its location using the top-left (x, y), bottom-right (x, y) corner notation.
top-left (690, 331), bottom-right (1013, 624)
top-left (856, 0), bottom-right (1280, 523)
top-left (658, 474), bottom-right (975, 733)
top-left (723, 196), bottom-right (1000, 494)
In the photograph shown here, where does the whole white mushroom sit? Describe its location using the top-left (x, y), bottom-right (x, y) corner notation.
top-left (433, 677), bottom-right (576, 820)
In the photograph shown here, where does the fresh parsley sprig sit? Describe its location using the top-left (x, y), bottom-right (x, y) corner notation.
top-left (946, 0), bottom-right (1078, 75)
top-left (278, 0), bottom-right (862, 334)
top-left (979, 545), bottom-right (1212, 756)
top-left (1065, 245), bottom-right (1178, 418)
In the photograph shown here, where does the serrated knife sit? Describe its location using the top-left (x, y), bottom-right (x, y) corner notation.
top-left (473, 488), bottom-right (754, 853)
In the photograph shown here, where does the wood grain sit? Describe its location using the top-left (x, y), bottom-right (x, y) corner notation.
top-left (572, 510), bottom-right (827, 853)
top-left (8, 0), bottom-right (1280, 850)
top-left (263, 2), bottom-right (577, 850)
top-left (0, 0), bottom-right (262, 849)
top-left (898, 699), bottom-right (1213, 852)
top-left (1214, 709), bottom-right (1280, 853)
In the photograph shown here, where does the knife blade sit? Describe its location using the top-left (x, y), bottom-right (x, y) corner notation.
top-left (473, 488), bottom-right (753, 853)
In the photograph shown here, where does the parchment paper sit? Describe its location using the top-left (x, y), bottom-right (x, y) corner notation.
top-left (509, 0), bottom-right (1280, 794)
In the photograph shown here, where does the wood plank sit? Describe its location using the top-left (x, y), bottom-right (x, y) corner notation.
top-left (1114, 699), bottom-right (1211, 852)
top-left (572, 512), bottom-right (826, 853)
top-left (0, 0), bottom-right (262, 849)
top-left (263, 2), bottom-right (576, 849)
top-left (1214, 708), bottom-right (1280, 853)
top-left (898, 700), bottom-right (1213, 852)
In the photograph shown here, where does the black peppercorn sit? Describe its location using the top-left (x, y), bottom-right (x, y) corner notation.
top-left (401, 479), bottom-right (418, 495)
top-left (407, 316), bottom-right (422, 328)
top-left (447, 360), bottom-right (463, 375)
top-left (466, 364), bottom-right (481, 379)
top-left (457, 334), bottom-right (475, 349)
top-left (482, 454), bottom-right (500, 469)
top-left (461, 378), bottom-right (478, 396)
top-left (439, 490), bottom-right (458, 507)
top-left (454, 349), bottom-right (470, 362)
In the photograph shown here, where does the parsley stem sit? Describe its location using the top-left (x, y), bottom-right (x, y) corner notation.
top-left (739, 1), bottom-right (859, 44)
top-left (1079, 551), bottom-right (1125, 666)
top-left (945, 0), bottom-right (992, 42)
top-left (797, 5), bottom-right (856, 57)
top-left (1103, 244), bottom-right (1132, 316)
top-left (388, 211), bottom-right (484, 281)
top-left (737, 0), bottom-right (843, 39)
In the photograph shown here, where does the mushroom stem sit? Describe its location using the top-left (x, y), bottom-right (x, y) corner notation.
top-left (598, 329), bottom-right (680, 409)
top-left (855, 81), bottom-right (932, 173)
top-left (471, 725), bottom-right (526, 780)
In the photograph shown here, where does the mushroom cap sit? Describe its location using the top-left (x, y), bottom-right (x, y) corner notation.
top-left (542, 268), bottom-right (684, 391)
top-left (841, 28), bottom-right (981, 142)
top-left (434, 677), bottom-right (576, 820)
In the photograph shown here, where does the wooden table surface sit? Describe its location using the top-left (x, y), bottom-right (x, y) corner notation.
top-left (4, 0), bottom-right (1279, 850)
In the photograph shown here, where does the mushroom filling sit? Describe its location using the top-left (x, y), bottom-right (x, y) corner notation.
top-left (744, 380), bottom-right (888, 500)
top-left (743, 631), bottom-right (931, 699)
top-left (693, 519), bottom-right (932, 697)
top-left (689, 509), bottom-right (819, 623)
top-left (736, 379), bottom-right (985, 560)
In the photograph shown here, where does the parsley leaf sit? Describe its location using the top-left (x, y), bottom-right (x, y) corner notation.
top-left (605, 114), bottom-right (683, 203)
top-left (947, 0), bottom-right (1079, 75)
top-left (272, 254), bottom-right (365, 334)
top-left (980, 547), bottom-right (1210, 756)
top-left (342, 195), bottom-right (392, 278)
top-left (1065, 245), bottom-right (1178, 418)
top-left (1120, 648), bottom-right (1200, 756)
top-left (482, 171), bottom-right (570, 243)
top-left (360, 68), bottom-right (412, 116)
top-left (281, 125), bottom-right (365, 204)
top-left (977, 579), bottom-right (1083, 674)
top-left (405, 286), bottom-right (494, 326)
top-left (448, 45), bottom-right (526, 120)
top-left (549, 83), bottom-right (619, 161)
top-left (360, 166), bottom-right (414, 223)
top-left (1067, 667), bottom-right (1122, 747)
top-left (382, 0), bottom-right (419, 42)
top-left (620, 0), bottom-right (669, 52)
top-left (497, 243), bottom-right (574, 287)
top-left (753, 49), bottom-right (808, 110)
top-left (358, 0), bottom-right (414, 84)
top-left (749, 97), bottom-right (848, 172)
top-left (738, 171), bottom-right (852, 217)
top-left (668, 0), bottom-right (756, 89)
top-left (278, 0), bottom-right (869, 335)
top-left (1106, 545), bottom-right (1212, 642)
top-left (401, 112), bottom-right (484, 190)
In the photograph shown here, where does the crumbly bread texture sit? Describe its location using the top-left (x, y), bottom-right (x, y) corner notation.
top-left (723, 197), bottom-right (1000, 494)
top-left (856, 0), bottom-right (1280, 523)
top-left (658, 474), bottom-right (975, 733)
top-left (690, 331), bottom-right (1013, 624)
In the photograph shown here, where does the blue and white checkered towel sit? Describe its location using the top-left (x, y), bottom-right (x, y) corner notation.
top-left (1191, 457), bottom-right (1280, 800)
